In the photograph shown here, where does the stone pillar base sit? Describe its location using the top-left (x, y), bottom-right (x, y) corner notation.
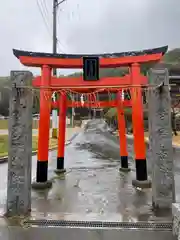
top-left (54, 169), bottom-right (66, 175)
top-left (132, 179), bottom-right (152, 189)
top-left (119, 167), bottom-right (131, 172)
top-left (31, 180), bottom-right (52, 190)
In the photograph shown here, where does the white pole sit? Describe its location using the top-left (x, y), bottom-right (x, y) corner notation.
top-left (71, 94), bottom-right (74, 127)
top-left (121, 89), bottom-right (124, 101)
top-left (52, 109), bottom-right (58, 128)
top-left (52, 92), bottom-right (58, 138)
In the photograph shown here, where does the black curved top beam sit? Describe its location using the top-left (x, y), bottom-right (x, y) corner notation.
top-left (13, 46), bottom-right (168, 60)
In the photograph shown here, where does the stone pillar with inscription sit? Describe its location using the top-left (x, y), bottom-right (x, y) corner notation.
top-left (6, 71), bottom-right (33, 217)
top-left (148, 68), bottom-right (175, 209)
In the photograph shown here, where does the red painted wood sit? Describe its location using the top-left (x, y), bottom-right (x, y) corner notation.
top-left (117, 90), bottom-right (128, 157)
top-left (19, 53), bottom-right (163, 68)
top-left (32, 75), bottom-right (147, 90)
top-left (37, 65), bottom-right (51, 162)
top-left (57, 92), bottom-right (66, 158)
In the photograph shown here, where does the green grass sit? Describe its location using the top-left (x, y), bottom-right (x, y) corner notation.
top-left (0, 119), bottom-right (52, 130)
top-left (0, 135), bottom-right (8, 157)
top-left (0, 135), bottom-right (57, 157)
top-left (0, 120), bottom-right (9, 129)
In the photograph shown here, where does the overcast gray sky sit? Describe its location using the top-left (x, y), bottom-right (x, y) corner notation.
top-left (1, 0), bottom-right (180, 76)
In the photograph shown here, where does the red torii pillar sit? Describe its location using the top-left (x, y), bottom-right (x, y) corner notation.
top-left (117, 91), bottom-right (130, 172)
top-left (55, 92), bottom-right (67, 174)
top-left (32, 65), bottom-right (52, 189)
top-left (130, 63), bottom-right (151, 188)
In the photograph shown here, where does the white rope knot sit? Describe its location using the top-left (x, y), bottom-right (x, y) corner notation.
top-left (52, 91), bottom-right (56, 102)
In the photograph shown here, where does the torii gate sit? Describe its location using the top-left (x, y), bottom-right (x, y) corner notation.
top-left (13, 46), bottom-right (167, 189)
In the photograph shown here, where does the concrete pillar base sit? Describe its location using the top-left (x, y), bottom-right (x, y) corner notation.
top-left (132, 179), bottom-right (152, 189)
top-left (31, 180), bottom-right (52, 190)
top-left (119, 167), bottom-right (131, 173)
top-left (54, 169), bottom-right (66, 175)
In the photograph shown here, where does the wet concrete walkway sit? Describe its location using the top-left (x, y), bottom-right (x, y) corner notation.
top-left (29, 120), bottom-right (178, 221)
top-left (0, 120), bottom-right (178, 239)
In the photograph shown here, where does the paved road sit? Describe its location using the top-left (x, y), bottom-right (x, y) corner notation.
top-left (0, 119), bottom-right (177, 239)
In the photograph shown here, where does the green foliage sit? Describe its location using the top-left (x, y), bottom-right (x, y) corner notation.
top-left (99, 67), bottom-right (128, 77)
top-left (32, 91), bottom-right (40, 114)
top-left (0, 76), bottom-right (39, 116)
top-left (0, 77), bottom-right (10, 116)
top-left (65, 72), bottom-right (82, 78)
top-left (163, 48), bottom-right (180, 64)
top-left (0, 77), bottom-right (10, 87)
top-left (104, 106), bottom-right (149, 120)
